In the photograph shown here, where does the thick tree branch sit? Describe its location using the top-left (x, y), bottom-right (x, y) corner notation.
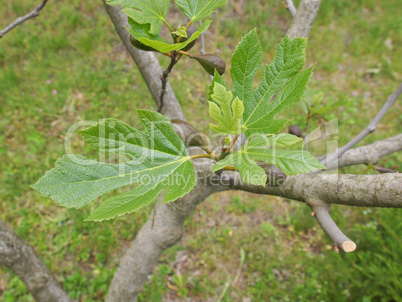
top-left (227, 173), bottom-right (402, 208)
top-left (106, 163), bottom-right (224, 302)
top-left (102, 1), bottom-right (185, 120)
top-left (287, 0), bottom-right (321, 38)
top-left (227, 172), bottom-right (401, 252)
top-left (322, 84), bottom-right (402, 167)
top-left (0, 219), bottom-right (72, 302)
top-left (324, 134), bottom-right (402, 170)
top-left (0, 0), bottom-right (48, 39)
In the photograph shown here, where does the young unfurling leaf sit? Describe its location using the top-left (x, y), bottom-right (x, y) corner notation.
top-left (213, 29), bottom-right (312, 138)
top-left (209, 83), bottom-right (247, 135)
top-left (212, 134), bottom-right (326, 186)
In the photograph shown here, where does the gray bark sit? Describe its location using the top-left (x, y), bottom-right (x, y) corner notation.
top-left (106, 163), bottom-right (224, 302)
top-left (0, 219), bottom-right (72, 302)
top-left (228, 173), bottom-right (402, 208)
top-left (322, 84), bottom-right (402, 167)
top-left (0, 0), bottom-right (49, 39)
top-left (287, 0), bottom-right (321, 38)
top-left (324, 134), bottom-right (402, 170)
top-left (285, 0), bottom-right (297, 17)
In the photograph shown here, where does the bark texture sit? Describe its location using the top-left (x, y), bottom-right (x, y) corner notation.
top-left (229, 173), bottom-right (402, 208)
top-left (0, 219), bottom-right (72, 302)
top-left (287, 0), bottom-right (322, 38)
top-left (106, 164), bottom-right (224, 302)
top-left (0, 0), bottom-right (48, 38)
top-left (325, 134), bottom-right (402, 170)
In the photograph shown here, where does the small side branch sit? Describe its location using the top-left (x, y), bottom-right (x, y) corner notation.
top-left (323, 134), bottom-right (402, 170)
top-left (158, 54), bottom-right (178, 112)
top-left (323, 84), bottom-right (402, 167)
top-left (309, 202), bottom-right (356, 252)
top-left (0, 0), bottom-right (49, 39)
top-left (284, 0), bottom-right (297, 17)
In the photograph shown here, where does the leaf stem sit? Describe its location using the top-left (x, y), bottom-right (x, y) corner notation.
top-left (203, 147), bottom-right (219, 161)
top-left (189, 154), bottom-right (213, 160)
top-left (178, 50), bottom-right (194, 58)
top-left (223, 166), bottom-right (237, 171)
top-left (185, 20), bottom-right (193, 30)
top-left (226, 134), bottom-right (240, 153)
top-left (163, 20), bottom-right (174, 32)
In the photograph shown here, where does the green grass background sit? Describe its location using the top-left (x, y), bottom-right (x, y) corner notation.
top-left (0, 0), bottom-right (401, 301)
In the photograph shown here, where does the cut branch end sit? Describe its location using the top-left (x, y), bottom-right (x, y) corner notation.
top-left (341, 241), bottom-right (357, 253)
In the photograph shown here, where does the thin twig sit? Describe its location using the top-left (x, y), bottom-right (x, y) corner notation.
top-left (199, 21), bottom-right (206, 55)
top-left (371, 165), bottom-right (397, 174)
top-left (0, 0), bottom-right (49, 39)
top-left (284, 0), bottom-right (297, 17)
top-left (322, 134), bottom-right (402, 170)
top-left (304, 116), bottom-right (310, 151)
top-left (309, 202), bottom-right (356, 252)
top-left (322, 84), bottom-right (402, 167)
top-left (226, 134), bottom-right (240, 153)
top-left (158, 54), bottom-right (179, 112)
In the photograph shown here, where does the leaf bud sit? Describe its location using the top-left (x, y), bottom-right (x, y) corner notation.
top-left (171, 119), bottom-right (210, 150)
top-left (192, 54), bottom-right (226, 76)
top-left (288, 125), bottom-right (304, 138)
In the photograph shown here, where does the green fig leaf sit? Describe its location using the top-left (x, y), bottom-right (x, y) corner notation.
top-left (174, 0), bottom-right (227, 22)
top-left (107, 0), bottom-right (170, 35)
top-left (32, 110), bottom-right (196, 221)
top-left (214, 29), bottom-right (312, 138)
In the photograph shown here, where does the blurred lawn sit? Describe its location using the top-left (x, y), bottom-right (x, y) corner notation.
top-left (0, 0), bottom-right (401, 301)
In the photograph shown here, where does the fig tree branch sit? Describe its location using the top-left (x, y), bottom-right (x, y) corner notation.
top-left (227, 172), bottom-right (402, 208)
top-left (284, 0), bottom-right (297, 17)
top-left (0, 0), bottom-right (49, 39)
top-left (309, 202), bottom-right (356, 252)
top-left (322, 84), bottom-right (402, 167)
top-left (158, 53), bottom-right (179, 112)
top-left (287, 0), bottom-right (321, 38)
top-left (105, 164), bottom-right (225, 302)
top-left (323, 133), bottom-right (402, 170)
top-left (0, 219), bottom-right (72, 302)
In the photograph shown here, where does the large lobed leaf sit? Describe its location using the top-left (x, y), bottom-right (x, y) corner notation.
top-left (174, 0), bottom-right (227, 22)
top-left (107, 0), bottom-right (170, 35)
top-left (209, 83), bottom-right (246, 135)
top-left (212, 134), bottom-right (326, 186)
top-left (211, 29), bottom-right (312, 138)
top-left (32, 110), bottom-right (196, 221)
